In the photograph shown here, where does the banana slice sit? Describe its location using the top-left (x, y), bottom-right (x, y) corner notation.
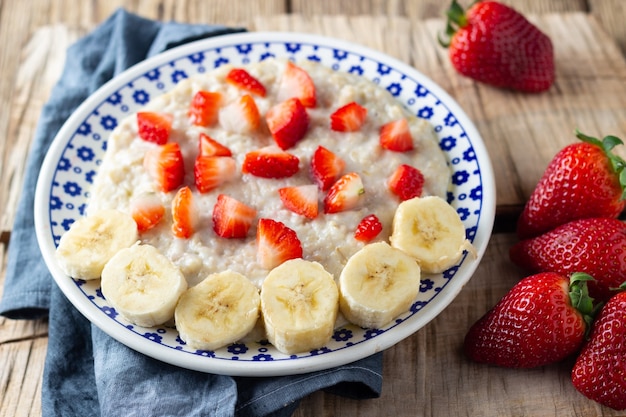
top-left (175, 270), bottom-right (260, 351)
top-left (261, 259), bottom-right (339, 354)
top-left (101, 244), bottom-right (187, 327)
top-left (339, 241), bottom-right (421, 329)
top-left (389, 196), bottom-right (475, 274)
top-left (55, 209), bottom-right (138, 280)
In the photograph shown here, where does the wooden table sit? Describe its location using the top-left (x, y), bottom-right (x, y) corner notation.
top-left (2, 1), bottom-right (626, 416)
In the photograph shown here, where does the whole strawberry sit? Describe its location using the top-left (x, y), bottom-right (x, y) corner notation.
top-left (572, 291), bottom-right (626, 410)
top-left (440, 0), bottom-right (554, 92)
top-left (464, 272), bottom-right (595, 368)
top-left (517, 131), bottom-right (626, 239)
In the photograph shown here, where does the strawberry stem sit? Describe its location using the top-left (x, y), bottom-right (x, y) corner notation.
top-left (568, 272), bottom-right (599, 338)
top-left (438, 0), bottom-right (468, 48)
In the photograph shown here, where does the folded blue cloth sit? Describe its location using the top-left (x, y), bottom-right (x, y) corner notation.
top-left (0, 9), bottom-right (382, 417)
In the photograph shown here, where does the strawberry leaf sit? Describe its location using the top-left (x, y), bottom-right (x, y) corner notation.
top-left (569, 272), bottom-right (599, 338)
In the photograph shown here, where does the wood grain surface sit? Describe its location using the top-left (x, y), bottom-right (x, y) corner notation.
top-left (2, 1), bottom-right (626, 416)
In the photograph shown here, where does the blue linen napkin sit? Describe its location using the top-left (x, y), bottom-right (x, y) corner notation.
top-left (0, 9), bottom-right (383, 416)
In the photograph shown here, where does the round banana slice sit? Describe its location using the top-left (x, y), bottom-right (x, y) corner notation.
top-left (339, 241), bottom-right (421, 329)
top-left (55, 209), bottom-right (138, 280)
top-left (101, 244), bottom-right (187, 328)
top-left (389, 196), bottom-right (475, 274)
top-left (175, 270), bottom-right (260, 351)
top-left (261, 259), bottom-right (339, 355)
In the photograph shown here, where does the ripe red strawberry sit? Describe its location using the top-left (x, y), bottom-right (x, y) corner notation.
top-left (225, 68), bottom-right (266, 97)
top-left (330, 102), bottom-right (367, 132)
top-left (188, 90), bottom-right (222, 126)
top-left (464, 272), bottom-right (595, 368)
top-left (278, 184), bottom-right (319, 219)
top-left (310, 146), bottom-right (346, 191)
top-left (143, 142), bottom-right (185, 192)
top-left (130, 193), bottom-right (165, 232)
top-left (354, 214), bottom-right (383, 242)
top-left (440, 0), bottom-right (554, 93)
top-left (510, 218), bottom-right (626, 302)
top-left (388, 164), bottom-right (425, 201)
top-left (198, 133), bottom-right (232, 157)
top-left (242, 146), bottom-right (300, 178)
top-left (277, 61), bottom-right (316, 108)
top-left (219, 94), bottom-right (261, 133)
top-left (517, 131), bottom-right (626, 239)
top-left (266, 97), bottom-right (309, 150)
top-left (212, 194), bottom-right (257, 238)
top-left (256, 218), bottom-right (303, 270)
top-left (379, 118), bottom-right (413, 152)
top-left (171, 186), bottom-right (196, 239)
top-left (137, 112), bottom-right (173, 145)
top-left (194, 156), bottom-right (237, 193)
top-left (572, 291), bottom-right (626, 411)
top-left (324, 172), bottom-right (365, 214)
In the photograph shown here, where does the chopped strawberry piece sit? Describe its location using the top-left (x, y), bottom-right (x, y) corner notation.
top-left (330, 102), bottom-right (367, 132)
top-left (278, 184), bottom-right (319, 219)
top-left (130, 193), bottom-right (165, 232)
top-left (310, 146), bottom-right (346, 191)
top-left (198, 133), bottom-right (232, 157)
top-left (225, 68), bottom-right (267, 97)
top-left (266, 98), bottom-right (309, 150)
top-left (219, 94), bottom-right (261, 133)
top-left (242, 146), bottom-right (300, 178)
top-left (143, 142), bottom-right (185, 192)
top-left (171, 186), bottom-right (196, 239)
top-left (277, 61), bottom-right (316, 108)
top-left (256, 218), bottom-right (303, 270)
top-left (323, 172), bottom-right (365, 214)
top-left (188, 90), bottom-right (222, 126)
top-left (212, 194), bottom-right (257, 238)
top-left (354, 214), bottom-right (383, 242)
top-left (380, 118), bottom-right (414, 152)
top-left (194, 156), bottom-right (237, 193)
top-left (388, 164), bottom-right (425, 201)
top-left (137, 112), bottom-right (173, 145)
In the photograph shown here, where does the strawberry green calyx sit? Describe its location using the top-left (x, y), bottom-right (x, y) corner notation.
top-left (439, 0), bottom-right (469, 48)
top-left (568, 272), bottom-right (599, 337)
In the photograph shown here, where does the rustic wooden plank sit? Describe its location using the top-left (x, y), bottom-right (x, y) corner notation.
top-left (589, 0), bottom-right (626, 55)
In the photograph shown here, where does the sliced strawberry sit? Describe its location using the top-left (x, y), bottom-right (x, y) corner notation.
top-left (354, 214), bottom-right (383, 242)
top-left (194, 156), bottom-right (237, 193)
top-left (198, 133), bottom-right (232, 157)
top-left (242, 146), bottom-right (300, 178)
top-left (323, 172), bottom-right (365, 214)
top-left (266, 98), bottom-right (309, 150)
top-left (388, 164), bottom-right (425, 201)
top-left (380, 118), bottom-right (414, 152)
top-left (212, 194), bottom-right (257, 238)
top-left (225, 68), bottom-right (267, 97)
top-left (130, 193), bottom-right (165, 232)
top-left (256, 218), bottom-right (303, 270)
top-left (171, 186), bottom-right (196, 239)
top-left (219, 94), bottom-right (261, 133)
top-left (277, 61), bottom-right (316, 108)
top-left (278, 184), bottom-right (319, 219)
top-left (330, 102), bottom-right (368, 132)
top-left (143, 142), bottom-right (185, 192)
top-left (310, 146), bottom-right (346, 191)
top-left (137, 112), bottom-right (173, 145)
top-left (188, 90), bottom-right (222, 127)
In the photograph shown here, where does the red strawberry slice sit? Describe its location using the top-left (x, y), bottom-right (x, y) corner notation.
top-left (278, 184), bottom-right (319, 219)
top-left (188, 90), bottom-right (222, 126)
top-left (137, 112), bottom-right (173, 145)
top-left (171, 186), bottom-right (196, 239)
top-left (219, 94), bottom-right (261, 133)
top-left (194, 156), bottom-right (237, 193)
top-left (225, 68), bottom-right (267, 97)
top-left (380, 118), bottom-right (414, 152)
top-left (256, 218), bottom-right (303, 270)
top-left (330, 102), bottom-right (367, 132)
top-left (354, 214), bottom-right (383, 242)
top-left (242, 146), bottom-right (300, 178)
top-left (143, 142), bottom-right (185, 192)
top-left (277, 61), bottom-right (316, 108)
top-left (310, 146), bottom-right (346, 191)
top-left (388, 164), bottom-right (425, 201)
top-left (198, 133), bottom-right (232, 157)
top-left (323, 172), bottom-right (365, 214)
top-left (130, 193), bottom-right (165, 232)
top-left (266, 97), bottom-right (309, 150)
top-left (212, 194), bottom-right (257, 238)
